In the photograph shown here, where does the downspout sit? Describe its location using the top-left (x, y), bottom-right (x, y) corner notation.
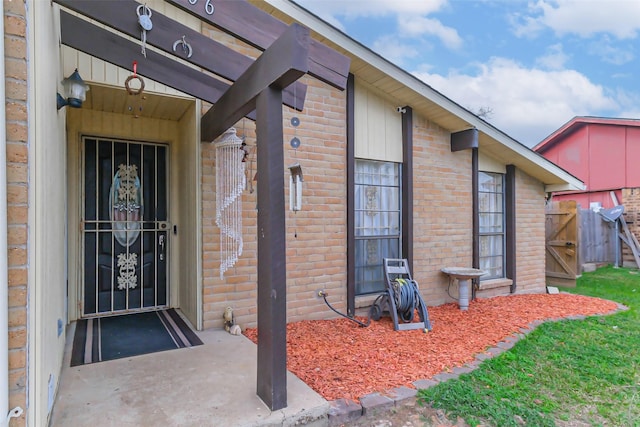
top-left (1, 1), bottom-right (24, 424)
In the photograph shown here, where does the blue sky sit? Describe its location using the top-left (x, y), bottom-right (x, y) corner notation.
top-left (296, 0), bottom-right (640, 147)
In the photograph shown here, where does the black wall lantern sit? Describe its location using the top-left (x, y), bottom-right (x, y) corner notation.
top-left (56, 69), bottom-right (89, 110)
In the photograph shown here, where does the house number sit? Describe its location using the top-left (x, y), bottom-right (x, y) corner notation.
top-left (188, 0), bottom-right (214, 15)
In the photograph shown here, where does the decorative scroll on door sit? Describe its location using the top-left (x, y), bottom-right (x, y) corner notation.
top-left (110, 164), bottom-right (143, 247)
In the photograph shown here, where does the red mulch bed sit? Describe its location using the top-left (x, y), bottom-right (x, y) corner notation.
top-left (244, 293), bottom-right (619, 402)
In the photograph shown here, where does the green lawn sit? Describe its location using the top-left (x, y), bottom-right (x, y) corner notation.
top-left (417, 266), bottom-right (640, 427)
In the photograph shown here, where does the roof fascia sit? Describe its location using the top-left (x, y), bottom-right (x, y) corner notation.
top-left (545, 183), bottom-right (585, 192)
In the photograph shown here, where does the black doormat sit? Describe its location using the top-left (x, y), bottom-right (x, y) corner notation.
top-left (70, 309), bottom-right (203, 366)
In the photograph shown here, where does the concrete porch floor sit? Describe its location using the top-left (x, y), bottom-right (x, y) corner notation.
top-left (50, 320), bottom-right (330, 427)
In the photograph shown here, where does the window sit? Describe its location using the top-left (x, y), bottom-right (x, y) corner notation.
top-left (354, 160), bottom-right (401, 295)
top-left (478, 172), bottom-right (505, 279)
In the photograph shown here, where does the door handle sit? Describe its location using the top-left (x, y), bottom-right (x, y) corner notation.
top-left (159, 234), bottom-right (166, 261)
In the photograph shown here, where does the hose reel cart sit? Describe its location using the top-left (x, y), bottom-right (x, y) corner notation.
top-left (370, 258), bottom-right (432, 332)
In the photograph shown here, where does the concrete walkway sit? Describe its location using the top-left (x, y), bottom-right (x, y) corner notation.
top-left (50, 322), bottom-right (329, 427)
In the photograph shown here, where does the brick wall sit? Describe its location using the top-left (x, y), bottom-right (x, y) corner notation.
top-left (515, 168), bottom-right (547, 294)
top-left (197, 25), bottom-right (551, 329)
top-left (5, 0), bottom-right (29, 423)
top-left (201, 76), bottom-right (348, 329)
top-left (199, 88), bottom-right (559, 328)
top-left (410, 114), bottom-right (473, 306)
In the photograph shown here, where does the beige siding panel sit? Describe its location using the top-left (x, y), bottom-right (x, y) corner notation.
top-left (354, 80), bottom-right (402, 162)
top-left (354, 82), bottom-right (369, 158)
top-left (154, 0), bottom-right (201, 28)
top-left (176, 102), bottom-right (202, 329)
top-left (103, 61), bottom-right (119, 87)
top-left (367, 89), bottom-right (387, 159)
top-left (384, 105), bottom-right (402, 161)
top-left (31, 4), bottom-right (68, 426)
top-left (479, 152), bottom-right (506, 174)
top-left (90, 55), bottom-right (105, 83)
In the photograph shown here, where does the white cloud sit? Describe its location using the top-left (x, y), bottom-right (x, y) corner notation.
top-left (588, 37), bottom-right (634, 65)
top-left (535, 43), bottom-right (569, 70)
top-left (296, 0), bottom-right (460, 50)
top-left (514, 0), bottom-right (640, 39)
top-left (371, 35), bottom-right (420, 66)
top-left (398, 15), bottom-right (463, 49)
top-left (413, 58), bottom-right (618, 146)
top-left (296, 0), bottom-right (448, 19)
top-left (614, 87), bottom-right (640, 117)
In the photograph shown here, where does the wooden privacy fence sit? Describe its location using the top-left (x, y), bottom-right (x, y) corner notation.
top-left (546, 200), bottom-right (638, 288)
top-left (579, 207), bottom-right (616, 265)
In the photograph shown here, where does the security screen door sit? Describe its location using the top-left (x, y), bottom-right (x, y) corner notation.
top-left (82, 137), bottom-right (169, 316)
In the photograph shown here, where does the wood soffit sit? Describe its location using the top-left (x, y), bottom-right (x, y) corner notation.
top-left (83, 84), bottom-right (193, 121)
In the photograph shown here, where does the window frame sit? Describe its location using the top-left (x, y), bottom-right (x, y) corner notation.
top-left (346, 75), bottom-right (413, 314)
top-left (353, 159), bottom-right (402, 295)
top-left (478, 171), bottom-right (506, 280)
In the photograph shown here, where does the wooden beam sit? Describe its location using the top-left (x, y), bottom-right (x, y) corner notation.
top-left (55, 0), bottom-right (306, 112)
top-left (166, 0), bottom-right (350, 90)
top-left (451, 128), bottom-right (478, 152)
top-left (201, 23), bottom-right (309, 141)
top-left (60, 12), bottom-right (250, 114)
top-left (255, 86), bottom-right (287, 411)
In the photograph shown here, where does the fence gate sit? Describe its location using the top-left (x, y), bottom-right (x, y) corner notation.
top-left (545, 200), bottom-right (579, 287)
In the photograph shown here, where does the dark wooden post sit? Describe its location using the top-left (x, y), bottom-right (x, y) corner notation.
top-left (255, 86), bottom-right (287, 410)
top-left (401, 106), bottom-right (413, 272)
top-left (505, 164), bottom-right (516, 292)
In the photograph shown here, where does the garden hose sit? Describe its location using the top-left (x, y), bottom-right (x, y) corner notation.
top-left (319, 291), bottom-right (370, 328)
top-left (393, 278), bottom-right (420, 322)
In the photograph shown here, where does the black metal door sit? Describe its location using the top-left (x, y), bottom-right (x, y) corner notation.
top-left (82, 137), bottom-right (169, 316)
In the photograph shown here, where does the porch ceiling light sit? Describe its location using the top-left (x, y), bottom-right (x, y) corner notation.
top-left (57, 69), bottom-right (89, 110)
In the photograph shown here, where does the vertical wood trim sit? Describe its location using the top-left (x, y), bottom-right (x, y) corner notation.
top-left (256, 87), bottom-right (287, 411)
top-left (506, 164), bottom-right (517, 292)
top-left (472, 148), bottom-right (479, 299)
top-left (402, 107), bottom-right (413, 272)
top-left (346, 73), bottom-right (356, 316)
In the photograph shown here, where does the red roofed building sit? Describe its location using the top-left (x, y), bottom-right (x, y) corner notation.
top-left (535, 116), bottom-right (640, 269)
top-left (534, 116), bottom-right (640, 209)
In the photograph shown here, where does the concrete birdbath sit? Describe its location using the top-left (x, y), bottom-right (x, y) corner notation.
top-left (441, 267), bottom-right (486, 310)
